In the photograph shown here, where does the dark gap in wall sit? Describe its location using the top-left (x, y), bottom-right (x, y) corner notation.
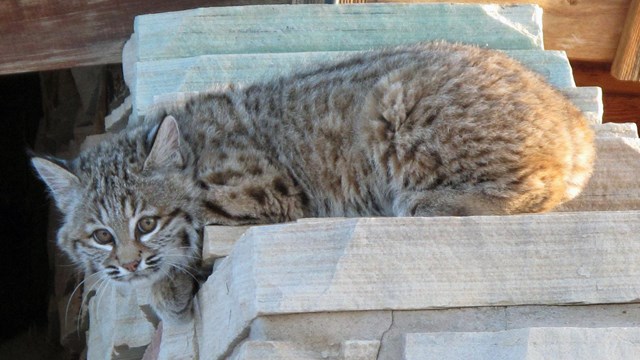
top-left (0, 73), bottom-right (50, 340)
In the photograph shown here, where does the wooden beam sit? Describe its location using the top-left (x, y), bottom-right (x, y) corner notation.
top-left (572, 60), bottom-right (640, 126)
top-left (339, 0), bottom-right (632, 63)
top-left (572, 61), bottom-right (640, 95)
top-left (0, 0), bottom-right (290, 75)
top-left (612, 0), bottom-right (640, 81)
top-left (603, 95), bottom-right (640, 126)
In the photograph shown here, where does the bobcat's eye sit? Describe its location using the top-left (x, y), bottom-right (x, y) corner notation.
top-left (92, 229), bottom-right (114, 245)
top-left (137, 217), bottom-right (158, 234)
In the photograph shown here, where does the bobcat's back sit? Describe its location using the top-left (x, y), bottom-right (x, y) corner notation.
top-left (161, 42), bottom-right (594, 219)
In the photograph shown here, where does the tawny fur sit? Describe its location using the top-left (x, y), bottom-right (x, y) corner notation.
top-left (32, 42), bottom-right (595, 321)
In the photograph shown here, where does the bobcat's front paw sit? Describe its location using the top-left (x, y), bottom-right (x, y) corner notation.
top-left (150, 270), bottom-right (195, 324)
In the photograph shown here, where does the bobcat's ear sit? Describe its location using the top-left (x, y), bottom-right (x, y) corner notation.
top-left (144, 116), bottom-right (183, 170)
top-left (31, 157), bottom-right (80, 213)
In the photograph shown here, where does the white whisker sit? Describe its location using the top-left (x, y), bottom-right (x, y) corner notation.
top-left (164, 261), bottom-right (199, 283)
top-left (65, 271), bottom-right (103, 329)
top-left (76, 276), bottom-right (105, 335)
top-left (158, 266), bottom-right (172, 281)
top-left (162, 254), bottom-right (201, 261)
top-left (95, 278), bottom-right (112, 318)
top-left (162, 259), bottom-right (201, 273)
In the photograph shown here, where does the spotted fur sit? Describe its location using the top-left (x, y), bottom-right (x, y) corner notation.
top-left (32, 42), bottom-right (595, 321)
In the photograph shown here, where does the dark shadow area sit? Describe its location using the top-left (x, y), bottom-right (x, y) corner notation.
top-left (0, 73), bottom-right (50, 340)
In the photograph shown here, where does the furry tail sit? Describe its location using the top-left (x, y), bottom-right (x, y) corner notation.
top-left (563, 111), bottom-right (596, 202)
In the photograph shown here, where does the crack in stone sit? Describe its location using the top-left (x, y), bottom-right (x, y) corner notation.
top-left (376, 311), bottom-right (395, 360)
top-left (219, 321), bottom-right (251, 360)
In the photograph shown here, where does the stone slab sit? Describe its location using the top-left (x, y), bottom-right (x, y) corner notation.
top-left (150, 303), bottom-right (639, 359)
top-left (340, 340), bottom-right (381, 360)
top-left (229, 340), bottom-right (380, 360)
top-left (155, 319), bottom-right (198, 360)
top-left (250, 311), bottom-right (389, 355)
top-left (228, 341), bottom-right (326, 360)
top-left (378, 304), bottom-right (640, 359)
top-left (561, 86), bottom-right (602, 124)
top-left (85, 283), bottom-right (155, 360)
top-left (84, 277), bottom-right (198, 360)
top-left (131, 4), bottom-right (543, 62)
top-left (594, 122), bottom-right (638, 138)
top-left (198, 212), bottom-right (640, 358)
top-left (220, 304), bottom-right (640, 359)
top-left (403, 327), bottom-right (640, 360)
top-left (203, 225), bottom-right (252, 266)
top-left (130, 49), bottom-right (577, 120)
top-left (557, 135), bottom-right (640, 212)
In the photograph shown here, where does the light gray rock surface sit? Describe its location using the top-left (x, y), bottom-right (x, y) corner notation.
top-left (197, 212), bottom-right (640, 358)
top-left (594, 122), bottom-right (638, 138)
top-left (203, 225), bottom-right (252, 267)
top-left (557, 135), bottom-right (640, 212)
top-left (403, 327), bottom-right (640, 360)
top-left (85, 283), bottom-right (155, 360)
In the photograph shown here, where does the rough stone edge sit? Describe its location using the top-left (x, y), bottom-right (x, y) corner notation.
top-left (198, 211), bottom-right (640, 358)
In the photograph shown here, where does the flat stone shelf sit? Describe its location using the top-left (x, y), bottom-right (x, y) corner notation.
top-left (403, 327), bottom-right (640, 360)
top-left (197, 211), bottom-right (640, 358)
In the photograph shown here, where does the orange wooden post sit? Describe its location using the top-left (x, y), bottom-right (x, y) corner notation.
top-left (612, 0), bottom-right (640, 81)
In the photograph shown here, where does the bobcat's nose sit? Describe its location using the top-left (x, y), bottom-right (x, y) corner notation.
top-left (122, 259), bottom-right (140, 272)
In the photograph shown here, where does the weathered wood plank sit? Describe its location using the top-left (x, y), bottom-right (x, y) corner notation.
top-left (572, 60), bottom-right (640, 95)
top-left (342, 0), bottom-right (633, 63)
top-left (571, 61), bottom-right (640, 126)
top-left (603, 94), bottom-right (640, 128)
top-left (130, 49), bottom-right (576, 120)
top-left (0, 0), bottom-right (291, 75)
top-left (612, 0), bottom-right (640, 80)
top-left (131, 4), bottom-right (543, 62)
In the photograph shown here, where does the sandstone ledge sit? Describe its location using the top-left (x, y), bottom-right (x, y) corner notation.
top-left (198, 211), bottom-right (640, 358)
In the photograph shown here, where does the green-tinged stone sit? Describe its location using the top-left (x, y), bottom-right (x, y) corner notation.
top-left (133, 4), bottom-right (543, 61)
top-left (131, 49), bottom-right (577, 119)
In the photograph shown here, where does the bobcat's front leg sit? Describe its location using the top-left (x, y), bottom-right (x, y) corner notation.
top-left (151, 268), bottom-right (196, 324)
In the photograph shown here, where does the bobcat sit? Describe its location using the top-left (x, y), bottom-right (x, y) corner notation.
top-left (32, 42), bottom-right (595, 322)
